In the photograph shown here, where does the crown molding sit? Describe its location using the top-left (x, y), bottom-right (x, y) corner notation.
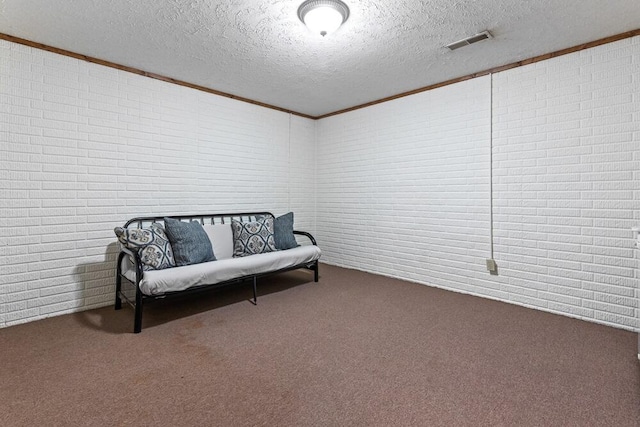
top-left (2, 28), bottom-right (639, 121)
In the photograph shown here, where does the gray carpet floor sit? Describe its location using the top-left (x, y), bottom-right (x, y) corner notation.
top-left (1, 263), bottom-right (639, 426)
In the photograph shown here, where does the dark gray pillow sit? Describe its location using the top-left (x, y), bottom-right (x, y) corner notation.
top-left (163, 217), bottom-right (215, 266)
top-left (274, 212), bottom-right (299, 250)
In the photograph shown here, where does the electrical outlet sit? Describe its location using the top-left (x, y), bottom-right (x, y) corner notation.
top-left (486, 258), bottom-right (497, 274)
top-left (632, 227), bottom-right (640, 248)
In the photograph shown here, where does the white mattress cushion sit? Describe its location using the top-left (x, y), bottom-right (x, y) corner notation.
top-left (202, 224), bottom-right (233, 260)
top-left (135, 245), bottom-right (321, 295)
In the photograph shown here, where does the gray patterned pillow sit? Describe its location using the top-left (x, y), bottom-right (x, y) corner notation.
top-left (231, 217), bottom-right (277, 257)
top-left (114, 223), bottom-right (175, 270)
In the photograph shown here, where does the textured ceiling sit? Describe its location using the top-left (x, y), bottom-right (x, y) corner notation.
top-left (1, 0), bottom-right (639, 117)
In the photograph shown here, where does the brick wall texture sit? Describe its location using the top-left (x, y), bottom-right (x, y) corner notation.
top-left (316, 37), bottom-right (640, 331)
top-left (0, 40), bottom-right (316, 327)
top-left (1, 36), bottom-right (639, 330)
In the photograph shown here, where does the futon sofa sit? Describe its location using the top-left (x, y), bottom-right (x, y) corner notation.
top-left (114, 212), bottom-right (321, 333)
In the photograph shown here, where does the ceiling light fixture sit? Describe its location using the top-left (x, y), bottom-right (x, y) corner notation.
top-left (298, 0), bottom-right (350, 37)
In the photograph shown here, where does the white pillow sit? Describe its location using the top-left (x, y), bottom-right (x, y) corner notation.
top-left (202, 224), bottom-right (234, 260)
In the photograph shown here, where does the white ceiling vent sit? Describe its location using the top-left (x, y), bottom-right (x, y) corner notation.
top-left (446, 31), bottom-right (493, 51)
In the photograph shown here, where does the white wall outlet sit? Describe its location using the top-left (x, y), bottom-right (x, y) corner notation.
top-left (632, 227), bottom-right (640, 248)
top-left (486, 258), bottom-right (497, 273)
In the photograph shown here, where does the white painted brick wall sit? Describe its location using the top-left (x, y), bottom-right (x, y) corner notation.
top-left (316, 76), bottom-right (494, 296)
top-left (316, 37), bottom-right (640, 331)
top-left (492, 37), bottom-right (640, 329)
top-left (0, 40), bottom-right (316, 327)
top-left (2, 35), bottom-right (639, 332)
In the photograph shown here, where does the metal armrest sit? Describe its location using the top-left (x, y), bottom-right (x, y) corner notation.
top-left (118, 245), bottom-right (144, 284)
top-left (293, 230), bottom-right (317, 246)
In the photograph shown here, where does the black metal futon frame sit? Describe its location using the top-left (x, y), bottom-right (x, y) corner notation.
top-left (115, 212), bottom-right (319, 333)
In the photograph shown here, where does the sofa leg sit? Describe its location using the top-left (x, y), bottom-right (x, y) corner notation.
top-left (314, 262), bottom-right (319, 282)
top-left (115, 252), bottom-right (124, 310)
top-left (134, 289), bottom-right (143, 333)
top-left (251, 276), bottom-right (258, 305)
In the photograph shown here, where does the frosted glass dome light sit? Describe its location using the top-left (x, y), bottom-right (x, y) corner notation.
top-left (298, 0), bottom-right (350, 37)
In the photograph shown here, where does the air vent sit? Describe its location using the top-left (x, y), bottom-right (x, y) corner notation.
top-left (446, 31), bottom-right (492, 51)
